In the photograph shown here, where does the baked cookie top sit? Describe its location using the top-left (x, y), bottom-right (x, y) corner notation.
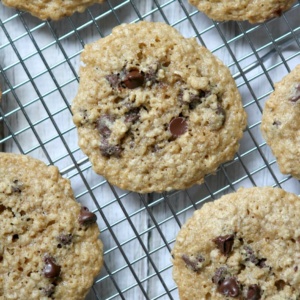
top-left (1, 0), bottom-right (103, 20)
top-left (72, 21), bottom-right (246, 193)
top-left (0, 152), bottom-right (103, 300)
top-left (261, 64), bottom-right (300, 180)
top-left (172, 186), bottom-right (300, 299)
top-left (188, 0), bottom-right (296, 23)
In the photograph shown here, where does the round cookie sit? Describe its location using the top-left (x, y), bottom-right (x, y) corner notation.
top-left (1, 0), bottom-right (103, 20)
top-left (72, 21), bottom-right (247, 193)
top-left (172, 186), bottom-right (300, 299)
top-left (188, 0), bottom-right (296, 23)
top-left (0, 152), bottom-right (103, 300)
top-left (261, 64), bottom-right (300, 180)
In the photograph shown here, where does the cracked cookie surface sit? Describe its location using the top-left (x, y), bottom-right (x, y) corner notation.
top-left (172, 187), bottom-right (300, 299)
top-left (188, 0), bottom-right (295, 23)
top-left (72, 21), bottom-right (246, 193)
top-left (2, 0), bottom-right (103, 20)
top-left (261, 64), bottom-right (300, 180)
top-left (0, 152), bottom-right (103, 300)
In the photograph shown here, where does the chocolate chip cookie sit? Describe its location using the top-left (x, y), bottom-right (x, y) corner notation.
top-left (172, 186), bottom-right (300, 299)
top-left (2, 0), bottom-right (103, 20)
top-left (72, 21), bottom-right (247, 193)
top-left (261, 64), bottom-right (300, 180)
top-left (188, 0), bottom-right (296, 23)
top-left (0, 152), bottom-right (103, 299)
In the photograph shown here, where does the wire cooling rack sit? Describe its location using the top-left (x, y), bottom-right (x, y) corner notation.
top-left (0, 1), bottom-right (300, 299)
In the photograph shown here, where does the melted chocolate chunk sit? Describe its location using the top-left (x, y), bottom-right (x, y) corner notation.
top-left (182, 254), bottom-right (205, 272)
top-left (244, 246), bottom-right (268, 268)
top-left (78, 207), bottom-right (97, 226)
top-left (217, 277), bottom-right (240, 297)
top-left (12, 234), bottom-right (19, 242)
top-left (56, 234), bottom-right (72, 246)
top-left (122, 69), bottom-right (144, 89)
top-left (272, 120), bottom-right (281, 127)
top-left (212, 267), bottom-right (227, 285)
top-left (213, 234), bottom-right (234, 256)
top-left (97, 115), bottom-right (122, 157)
top-left (106, 74), bottom-right (120, 88)
top-left (169, 117), bottom-right (188, 137)
top-left (42, 285), bottom-right (55, 297)
top-left (189, 91), bottom-right (205, 109)
top-left (275, 279), bottom-right (286, 291)
top-left (145, 68), bottom-right (157, 85)
top-left (294, 266), bottom-right (298, 272)
top-left (246, 284), bottom-right (261, 300)
top-left (216, 105), bottom-right (226, 124)
top-left (43, 256), bottom-right (61, 278)
top-left (290, 84), bottom-right (300, 102)
top-left (257, 258), bottom-right (267, 268)
top-left (244, 246), bottom-right (258, 264)
top-left (11, 179), bottom-right (23, 192)
top-left (100, 141), bottom-right (122, 157)
top-left (97, 115), bottom-right (115, 139)
top-left (177, 90), bottom-right (205, 109)
top-left (0, 205), bottom-right (6, 214)
top-left (125, 108), bottom-right (140, 123)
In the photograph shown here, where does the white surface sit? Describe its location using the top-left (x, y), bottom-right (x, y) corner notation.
top-left (0, 1), bottom-right (300, 299)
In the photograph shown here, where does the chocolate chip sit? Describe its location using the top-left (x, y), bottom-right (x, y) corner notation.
top-left (182, 254), bottom-right (205, 272)
top-left (213, 234), bottom-right (234, 256)
top-left (100, 141), bottom-right (122, 157)
top-left (106, 73), bottom-right (120, 88)
top-left (169, 117), bottom-right (188, 137)
top-left (125, 108), bottom-right (140, 123)
top-left (246, 284), bottom-right (261, 300)
top-left (43, 256), bottom-right (61, 278)
top-left (122, 69), bottom-right (144, 89)
top-left (56, 234), bottom-right (72, 246)
top-left (78, 207), bottom-right (97, 226)
top-left (212, 267), bottom-right (227, 285)
top-left (217, 277), bottom-right (240, 297)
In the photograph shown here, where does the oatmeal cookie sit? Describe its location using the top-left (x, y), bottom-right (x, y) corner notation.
top-left (72, 21), bottom-right (247, 193)
top-left (0, 152), bottom-right (103, 300)
top-left (172, 186), bottom-right (300, 299)
top-left (188, 0), bottom-right (296, 23)
top-left (1, 0), bottom-right (104, 20)
top-left (261, 64), bottom-right (300, 179)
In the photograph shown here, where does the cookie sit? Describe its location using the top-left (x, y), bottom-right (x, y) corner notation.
top-left (72, 21), bottom-right (247, 193)
top-left (188, 0), bottom-right (296, 23)
top-left (1, 0), bottom-right (103, 20)
top-left (0, 152), bottom-right (103, 300)
top-left (261, 64), bottom-right (300, 180)
top-left (172, 186), bottom-right (300, 299)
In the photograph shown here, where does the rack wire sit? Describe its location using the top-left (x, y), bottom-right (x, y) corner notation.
top-left (0, 0), bottom-right (300, 299)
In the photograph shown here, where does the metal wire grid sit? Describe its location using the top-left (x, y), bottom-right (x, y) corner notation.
top-left (0, 0), bottom-right (300, 299)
